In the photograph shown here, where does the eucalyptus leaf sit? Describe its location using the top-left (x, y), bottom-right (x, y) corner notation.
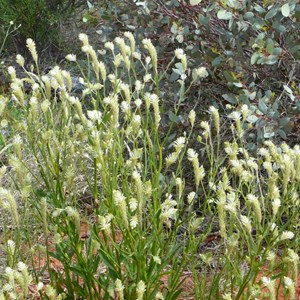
top-left (176, 34), bottom-right (184, 43)
top-left (283, 85), bottom-right (293, 94)
top-left (273, 47), bottom-right (282, 55)
top-left (222, 94), bottom-right (237, 104)
top-left (258, 99), bottom-right (268, 114)
top-left (279, 117), bottom-right (290, 127)
top-left (266, 42), bottom-right (274, 55)
top-left (254, 5), bottom-right (266, 13)
top-left (274, 24), bottom-right (286, 33)
top-left (264, 55), bottom-right (279, 65)
top-left (257, 128), bottom-right (264, 141)
top-left (246, 142), bottom-right (257, 151)
top-left (267, 110), bottom-right (279, 119)
top-left (168, 111), bottom-right (180, 123)
top-left (233, 82), bottom-right (243, 88)
top-left (277, 129), bottom-right (287, 139)
top-left (247, 115), bottom-right (258, 124)
top-left (190, 0), bottom-right (202, 5)
top-left (228, 111), bottom-right (241, 119)
top-left (170, 72), bottom-right (180, 82)
top-left (249, 92), bottom-right (256, 100)
top-left (212, 56), bottom-right (223, 67)
top-left (244, 12), bottom-right (254, 19)
top-left (172, 68), bottom-right (182, 75)
top-left (290, 45), bottom-right (300, 54)
top-left (251, 52), bottom-right (260, 65)
top-left (217, 9), bottom-right (233, 20)
top-left (283, 85), bottom-right (295, 100)
top-left (223, 71), bottom-right (236, 83)
top-left (281, 4), bottom-right (290, 17)
top-left (264, 131), bottom-right (275, 138)
top-left (265, 8), bottom-right (278, 19)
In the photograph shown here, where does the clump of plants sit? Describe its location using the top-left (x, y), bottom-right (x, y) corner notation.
top-left (0, 0), bottom-right (84, 55)
top-left (0, 33), bottom-right (299, 299)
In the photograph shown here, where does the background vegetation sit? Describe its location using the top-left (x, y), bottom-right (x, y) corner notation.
top-left (79, 0), bottom-right (300, 148)
top-left (0, 0), bottom-right (85, 55)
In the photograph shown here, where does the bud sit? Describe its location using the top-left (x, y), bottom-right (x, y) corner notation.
top-left (142, 38), bottom-right (157, 73)
top-left (136, 280), bottom-right (146, 300)
top-left (66, 54), bottom-right (76, 62)
top-left (26, 38), bottom-right (38, 63)
top-left (188, 109), bottom-right (196, 127)
top-left (115, 279), bottom-right (124, 300)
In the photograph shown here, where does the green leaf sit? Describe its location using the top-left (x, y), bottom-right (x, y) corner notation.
top-left (281, 4), bottom-right (290, 17)
top-left (267, 110), bottom-right (279, 119)
top-left (273, 47), bottom-right (282, 55)
top-left (222, 94), bottom-right (237, 104)
top-left (176, 34), bottom-right (184, 43)
top-left (228, 111), bottom-right (241, 119)
top-left (290, 45), bottom-right (300, 54)
top-left (265, 8), bottom-right (278, 19)
top-left (283, 85), bottom-right (293, 94)
top-left (233, 82), bottom-right (243, 88)
top-left (223, 71), bottom-right (236, 83)
top-left (254, 5), bottom-right (266, 14)
top-left (168, 111), bottom-right (180, 123)
top-left (266, 41), bottom-right (274, 55)
top-left (251, 52), bottom-right (260, 65)
top-left (172, 69), bottom-right (181, 75)
top-left (279, 117), bottom-right (290, 127)
top-left (170, 72), bottom-right (180, 82)
top-left (277, 129), bottom-right (287, 139)
top-left (247, 115), bottom-right (258, 124)
top-left (273, 23), bottom-right (286, 33)
top-left (212, 56), bottom-right (223, 67)
top-left (227, 0), bottom-right (241, 9)
top-left (190, 0), bottom-right (202, 5)
top-left (217, 9), bottom-right (233, 20)
top-left (258, 99), bottom-right (268, 114)
top-left (284, 85), bottom-right (296, 100)
top-left (264, 131), bottom-right (275, 138)
top-left (246, 143), bottom-right (257, 151)
top-left (257, 128), bottom-right (264, 141)
top-left (244, 12), bottom-right (254, 19)
top-left (264, 55), bottom-right (279, 65)
top-left (249, 91), bottom-right (257, 100)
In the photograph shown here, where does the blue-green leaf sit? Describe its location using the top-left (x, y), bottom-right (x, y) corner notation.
top-left (281, 4), bottom-right (290, 17)
top-left (217, 10), bottom-right (233, 20)
top-left (277, 129), bottom-right (287, 139)
top-left (265, 8), bottom-right (278, 19)
top-left (258, 99), bottom-right (268, 114)
top-left (247, 115), bottom-right (258, 124)
top-left (190, 0), bottom-right (202, 5)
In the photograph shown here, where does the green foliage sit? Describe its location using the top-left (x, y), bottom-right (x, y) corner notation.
top-left (0, 22), bottom-right (21, 57)
top-left (0, 0), bottom-right (82, 54)
top-left (85, 0), bottom-right (300, 148)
